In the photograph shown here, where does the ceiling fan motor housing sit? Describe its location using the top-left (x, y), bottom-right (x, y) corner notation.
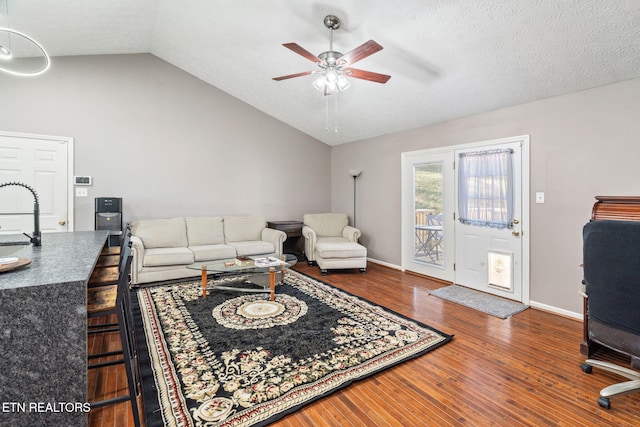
top-left (318, 51), bottom-right (344, 65)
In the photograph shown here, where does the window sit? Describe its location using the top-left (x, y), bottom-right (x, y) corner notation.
top-left (458, 148), bottom-right (514, 229)
top-left (414, 162), bottom-right (444, 265)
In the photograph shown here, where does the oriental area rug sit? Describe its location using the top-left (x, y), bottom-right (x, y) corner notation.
top-left (134, 270), bottom-right (452, 427)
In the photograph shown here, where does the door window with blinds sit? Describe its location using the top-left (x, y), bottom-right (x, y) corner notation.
top-left (457, 148), bottom-right (514, 229)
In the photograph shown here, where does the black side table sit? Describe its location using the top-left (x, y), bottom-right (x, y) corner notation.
top-left (267, 220), bottom-right (305, 261)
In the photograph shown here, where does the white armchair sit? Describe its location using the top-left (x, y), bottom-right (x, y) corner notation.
top-left (302, 213), bottom-right (367, 275)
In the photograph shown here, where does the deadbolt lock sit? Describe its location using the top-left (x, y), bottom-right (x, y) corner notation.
top-left (512, 219), bottom-right (520, 224)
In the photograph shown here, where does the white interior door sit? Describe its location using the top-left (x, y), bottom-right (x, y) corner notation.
top-left (454, 137), bottom-right (529, 303)
top-left (401, 149), bottom-right (454, 282)
top-left (0, 132), bottom-right (73, 235)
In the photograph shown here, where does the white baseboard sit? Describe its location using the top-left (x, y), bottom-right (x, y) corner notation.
top-left (529, 300), bottom-right (582, 320)
top-left (367, 257), bottom-right (402, 270)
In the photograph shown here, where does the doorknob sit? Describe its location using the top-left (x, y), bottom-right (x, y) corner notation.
top-left (512, 230), bottom-right (520, 237)
top-left (59, 220), bottom-right (66, 226)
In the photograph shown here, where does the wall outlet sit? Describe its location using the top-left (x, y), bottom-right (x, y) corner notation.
top-left (76, 187), bottom-right (88, 197)
top-left (536, 192), bottom-right (545, 204)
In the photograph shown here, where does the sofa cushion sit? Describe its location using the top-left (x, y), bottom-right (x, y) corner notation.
top-left (189, 244), bottom-right (237, 262)
top-left (227, 241), bottom-right (274, 257)
top-left (315, 241), bottom-right (367, 259)
top-left (303, 213), bottom-right (348, 237)
top-left (223, 216), bottom-right (266, 242)
top-left (131, 217), bottom-right (187, 249)
top-left (143, 247), bottom-right (194, 267)
top-left (185, 216), bottom-right (225, 246)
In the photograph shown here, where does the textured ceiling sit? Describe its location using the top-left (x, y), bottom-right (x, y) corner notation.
top-left (2, 0), bottom-right (640, 145)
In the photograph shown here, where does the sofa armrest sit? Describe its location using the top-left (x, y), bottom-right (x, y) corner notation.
top-left (342, 226), bottom-right (361, 242)
top-left (261, 228), bottom-right (287, 257)
top-left (130, 235), bottom-right (145, 285)
top-left (302, 225), bottom-right (317, 261)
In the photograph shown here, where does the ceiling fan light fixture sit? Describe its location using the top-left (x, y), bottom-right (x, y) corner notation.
top-left (337, 74), bottom-right (350, 91)
top-left (312, 76), bottom-right (327, 91)
top-left (313, 70), bottom-right (350, 95)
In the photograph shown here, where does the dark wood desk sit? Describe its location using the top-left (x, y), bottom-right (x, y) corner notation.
top-left (267, 220), bottom-right (305, 260)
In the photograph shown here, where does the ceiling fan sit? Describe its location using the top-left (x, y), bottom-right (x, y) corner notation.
top-left (273, 15), bottom-right (391, 96)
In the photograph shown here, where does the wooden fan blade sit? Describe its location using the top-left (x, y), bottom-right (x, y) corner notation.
top-left (272, 71), bottom-right (313, 81)
top-left (346, 68), bottom-right (391, 84)
top-left (282, 43), bottom-right (319, 63)
top-left (338, 40), bottom-right (383, 65)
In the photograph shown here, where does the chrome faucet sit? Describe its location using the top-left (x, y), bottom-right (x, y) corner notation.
top-left (0, 181), bottom-right (42, 246)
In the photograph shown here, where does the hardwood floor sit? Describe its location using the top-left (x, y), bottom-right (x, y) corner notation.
top-left (87, 262), bottom-right (640, 426)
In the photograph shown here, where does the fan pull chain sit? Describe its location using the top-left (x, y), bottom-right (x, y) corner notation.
top-left (324, 94), bottom-right (340, 133)
top-left (334, 92), bottom-right (339, 133)
top-left (325, 95), bottom-right (329, 131)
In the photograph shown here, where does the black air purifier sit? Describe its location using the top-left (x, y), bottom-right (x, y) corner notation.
top-left (95, 197), bottom-right (122, 247)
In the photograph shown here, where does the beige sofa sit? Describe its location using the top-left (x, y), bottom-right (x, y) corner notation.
top-left (130, 216), bottom-right (286, 284)
top-left (302, 213), bottom-right (367, 275)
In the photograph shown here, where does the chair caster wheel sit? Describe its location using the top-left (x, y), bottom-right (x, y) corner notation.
top-left (321, 269), bottom-right (327, 276)
top-left (580, 363), bottom-right (593, 374)
top-left (598, 397), bottom-right (611, 409)
top-left (359, 268), bottom-right (366, 274)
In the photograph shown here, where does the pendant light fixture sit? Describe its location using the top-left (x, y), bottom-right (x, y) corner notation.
top-left (0, 0), bottom-right (51, 76)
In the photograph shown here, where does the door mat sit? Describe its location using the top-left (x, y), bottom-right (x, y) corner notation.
top-left (430, 285), bottom-right (528, 319)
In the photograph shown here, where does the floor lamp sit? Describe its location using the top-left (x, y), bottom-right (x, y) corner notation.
top-left (349, 169), bottom-right (361, 228)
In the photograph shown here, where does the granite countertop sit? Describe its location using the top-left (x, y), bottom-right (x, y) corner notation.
top-left (0, 231), bottom-right (109, 291)
top-left (0, 234), bottom-right (31, 246)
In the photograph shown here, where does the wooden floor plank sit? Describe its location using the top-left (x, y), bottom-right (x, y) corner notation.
top-left (88, 262), bottom-right (640, 427)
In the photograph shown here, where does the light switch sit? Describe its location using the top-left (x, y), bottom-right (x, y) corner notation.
top-left (536, 192), bottom-right (545, 204)
top-left (76, 187), bottom-right (88, 197)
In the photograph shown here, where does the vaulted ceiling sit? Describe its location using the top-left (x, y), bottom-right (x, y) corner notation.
top-left (3, 0), bottom-right (640, 145)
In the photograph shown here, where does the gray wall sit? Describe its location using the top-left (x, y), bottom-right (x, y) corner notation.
top-left (3, 53), bottom-right (639, 315)
top-left (0, 54), bottom-right (331, 229)
top-left (331, 78), bottom-right (640, 315)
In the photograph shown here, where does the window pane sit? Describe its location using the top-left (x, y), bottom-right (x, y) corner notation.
top-left (414, 162), bottom-right (444, 266)
top-left (458, 149), bottom-right (513, 228)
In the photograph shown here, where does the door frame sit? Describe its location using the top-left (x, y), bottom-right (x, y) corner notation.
top-left (0, 130), bottom-right (75, 231)
top-left (401, 135), bottom-right (530, 304)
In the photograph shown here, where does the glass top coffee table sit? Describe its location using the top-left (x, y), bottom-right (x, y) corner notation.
top-left (187, 254), bottom-right (297, 301)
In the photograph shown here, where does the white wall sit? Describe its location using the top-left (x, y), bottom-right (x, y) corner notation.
top-left (331, 78), bottom-right (640, 315)
top-left (0, 54), bottom-right (332, 229)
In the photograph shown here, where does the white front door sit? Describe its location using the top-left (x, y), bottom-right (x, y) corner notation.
top-left (454, 137), bottom-right (529, 303)
top-left (0, 133), bottom-right (73, 235)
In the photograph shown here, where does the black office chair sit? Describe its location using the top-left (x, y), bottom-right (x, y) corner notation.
top-left (580, 220), bottom-right (640, 409)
